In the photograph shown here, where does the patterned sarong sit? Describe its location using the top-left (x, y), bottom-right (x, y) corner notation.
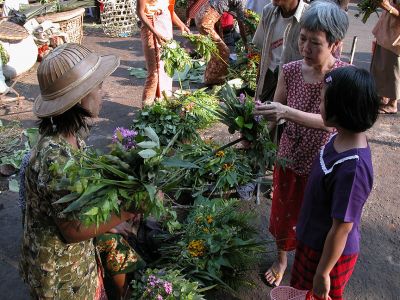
top-left (195, 3), bottom-right (229, 85)
top-left (291, 242), bottom-right (358, 300)
top-left (269, 166), bottom-right (308, 251)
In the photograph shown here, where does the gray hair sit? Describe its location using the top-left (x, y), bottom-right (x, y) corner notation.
top-left (300, 0), bottom-right (349, 45)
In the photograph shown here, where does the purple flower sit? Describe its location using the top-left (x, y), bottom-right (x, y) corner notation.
top-left (239, 93), bottom-right (246, 104)
top-left (112, 127), bottom-right (138, 150)
top-left (163, 281), bottom-right (173, 295)
top-left (254, 115), bottom-right (263, 123)
top-left (255, 99), bottom-right (262, 107)
top-left (157, 295), bottom-right (163, 300)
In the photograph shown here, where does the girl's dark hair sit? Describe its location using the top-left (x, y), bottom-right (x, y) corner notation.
top-left (324, 66), bottom-right (380, 133)
top-left (38, 104), bottom-right (92, 136)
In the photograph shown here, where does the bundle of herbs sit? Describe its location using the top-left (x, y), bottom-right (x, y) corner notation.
top-left (50, 127), bottom-right (196, 230)
top-left (155, 197), bottom-right (266, 293)
top-left (243, 9), bottom-right (260, 36)
top-left (169, 140), bottom-right (253, 200)
top-left (182, 33), bottom-right (218, 63)
top-left (160, 40), bottom-right (193, 78)
top-left (355, 0), bottom-right (380, 23)
top-left (131, 268), bottom-right (209, 300)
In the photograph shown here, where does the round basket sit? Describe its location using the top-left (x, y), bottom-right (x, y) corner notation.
top-left (36, 8), bottom-right (85, 44)
top-left (270, 286), bottom-right (308, 300)
top-left (0, 21), bottom-right (29, 42)
top-left (100, 0), bottom-right (139, 37)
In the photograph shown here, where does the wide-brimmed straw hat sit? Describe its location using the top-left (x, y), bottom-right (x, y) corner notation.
top-left (34, 43), bottom-right (120, 118)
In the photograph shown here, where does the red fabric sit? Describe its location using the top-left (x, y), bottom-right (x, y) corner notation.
top-left (220, 12), bottom-right (234, 31)
top-left (269, 166), bottom-right (308, 251)
top-left (291, 242), bottom-right (358, 300)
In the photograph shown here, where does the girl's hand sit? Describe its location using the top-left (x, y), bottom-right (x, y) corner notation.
top-left (253, 101), bottom-right (287, 122)
top-left (312, 273), bottom-right (331, 299)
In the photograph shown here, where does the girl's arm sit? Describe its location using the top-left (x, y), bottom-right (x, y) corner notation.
top-left (54, 211), bottom-right (137, 243)
top-left (253, 71), bottom-right (334, 132)
top-left (136, 0), bottom-right (169, 43)
top-left (171, 11), bottom-right (191, 33)
top-left (313, 219), bottom-right (353, 298)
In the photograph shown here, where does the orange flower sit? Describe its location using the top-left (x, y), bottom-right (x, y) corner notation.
top-left (216, 150), bottom-right (225, 158)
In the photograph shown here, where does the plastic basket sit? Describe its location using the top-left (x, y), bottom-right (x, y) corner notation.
top-left (100, 0), bottom-right (139, 37)
top-left (270, 286), bottom-right (308, 300)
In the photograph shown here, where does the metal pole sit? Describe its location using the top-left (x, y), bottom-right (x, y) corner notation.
top-left (349, 36), bottom-right (358, 65)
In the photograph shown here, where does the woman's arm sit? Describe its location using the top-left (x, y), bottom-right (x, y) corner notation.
top-left (379, 0), bottom-right (400, 17)
top-left (171, 11), bottom-right (191, 33)
top-left (136, 0), bottom-right (169, 43)
top-left (313, 219), bottom-right (353, 298)
top-left (54, 211), bottom-right (137, 243)
top-left (254, 71), bottom-right (334, 132)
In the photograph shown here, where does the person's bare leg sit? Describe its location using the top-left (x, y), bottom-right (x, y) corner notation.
top-left (265, 249), bottom-right (287, 286)
top-left (112, 273), bottom-right (127, 299)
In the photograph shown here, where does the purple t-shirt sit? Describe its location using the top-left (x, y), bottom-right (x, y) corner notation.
top-left (296, 134), bottom-right (373, 255)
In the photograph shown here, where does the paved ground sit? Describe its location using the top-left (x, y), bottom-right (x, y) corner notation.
top-left (0, 3), bottom-right (399, 299)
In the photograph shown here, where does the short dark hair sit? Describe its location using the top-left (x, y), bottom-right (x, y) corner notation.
top-left (38, 104), bottom-right (92, 136)
top-left (323, 66), bottom-right (380, 133)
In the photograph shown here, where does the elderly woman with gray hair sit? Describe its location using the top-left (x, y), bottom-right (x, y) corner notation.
top-left (253, 1), bottom-right (348, 287)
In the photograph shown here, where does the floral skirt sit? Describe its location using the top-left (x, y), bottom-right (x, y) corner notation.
top-left (291, 242), bottom-right (358, 300)
top-left (195, 3), bottom-right (229, 85)
top-left (96, 233), bottom-right (145, 276)
top-left (269, 166), bottom-right (308, 251)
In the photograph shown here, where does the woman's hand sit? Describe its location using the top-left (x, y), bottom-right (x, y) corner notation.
top-left (253, 102), bottom-right (288, 122)
top-left (312, 273), bottom-right (331, 299)
top-left (155, 32), bottom-right (169, 45)
top-left (109, 221), bottom-right (132, 238)
top-left (178, 24), bottom-right (191, 34)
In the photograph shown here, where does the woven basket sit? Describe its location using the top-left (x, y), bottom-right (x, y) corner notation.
top-left (36, 8), bottom-right (85, 44)
top-left (270, 286), bottom-right (308, 300)
top-left (0, 21), bottom-right (29, 42)
top-left (100, 0), bottom-right (139, 37)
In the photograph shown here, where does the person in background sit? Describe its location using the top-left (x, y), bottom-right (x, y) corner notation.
top-left (291, 66), bottom-right (380, 300)
top-left (252, 0), bottom-right (308, 103)
top-left (253, 1), bottom-right (348, 287)
top-left (137, 0), bottom-right (190, 107)
top-left (195, 0), bottom-right (248, 85)
top-left (370, 0), bottom-right (400, 114)
top-left (19, 43), bottom-right (142, 299)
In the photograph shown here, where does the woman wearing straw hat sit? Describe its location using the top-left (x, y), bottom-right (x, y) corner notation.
top-left (19, 43), bottom-right (142, 299)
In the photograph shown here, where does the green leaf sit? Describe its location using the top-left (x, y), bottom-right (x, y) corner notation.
top-left (62, 158), bottom-right (76, 172)
top-left (54, 193), bottom-right (79, 204)
top-left (136, 141), bottom-right (158, 149)
top-left (243, 123), bottom-right (253, 129)
top-left (84, 206), bottom-right (99, 216)
top-left (143, 127), bottom-right (160, 147)
top-left (161, 157), bottom-right (199, 169)
top-left (138, 149), bottom-right (157, 159)
top-left (143, 184), bottom-right (156, 201)
top-left (8, 178), bottom-right (19, 193)
top-left (234, 116), bottom-right (244, 128)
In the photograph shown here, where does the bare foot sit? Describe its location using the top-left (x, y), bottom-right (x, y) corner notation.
top-left (264, 260), bottom-right (287, 287)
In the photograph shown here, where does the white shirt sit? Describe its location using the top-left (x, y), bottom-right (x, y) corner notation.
top-left (269, 14), bottom-right (292, 71)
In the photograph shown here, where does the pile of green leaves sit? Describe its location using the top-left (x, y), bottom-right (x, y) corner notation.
top-left (156, 197), bottom-right (265, 292)
top-left (131, 268), bottom-right (208, 300)
top-left (182, 33), bottom-right (218, 63)
top-left (50, 127), bottom-right (193, 230)
top-left (355, 0), bottom-right (380, 23)
top-left (161, 40), bottom-right (193, 78)
top-left (132, 102), bottom-right (200, 146)
top-left (170, 141), bottom-right (253, 199)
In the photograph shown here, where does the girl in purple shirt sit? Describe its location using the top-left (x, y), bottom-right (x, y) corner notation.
top-left (291, 66), bottom-right (380, 300)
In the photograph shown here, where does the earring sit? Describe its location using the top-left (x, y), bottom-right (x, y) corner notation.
top-left (50, 117), bottom-right (57, 132)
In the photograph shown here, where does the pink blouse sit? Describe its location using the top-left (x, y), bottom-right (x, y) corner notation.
top-left (277, 59), bottom-right (348, 176)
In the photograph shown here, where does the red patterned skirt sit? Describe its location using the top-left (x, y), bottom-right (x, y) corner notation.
top-left (269, 166), bottom-right (308, 251)
top-left (291, 242), bottom-right (358, 300)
